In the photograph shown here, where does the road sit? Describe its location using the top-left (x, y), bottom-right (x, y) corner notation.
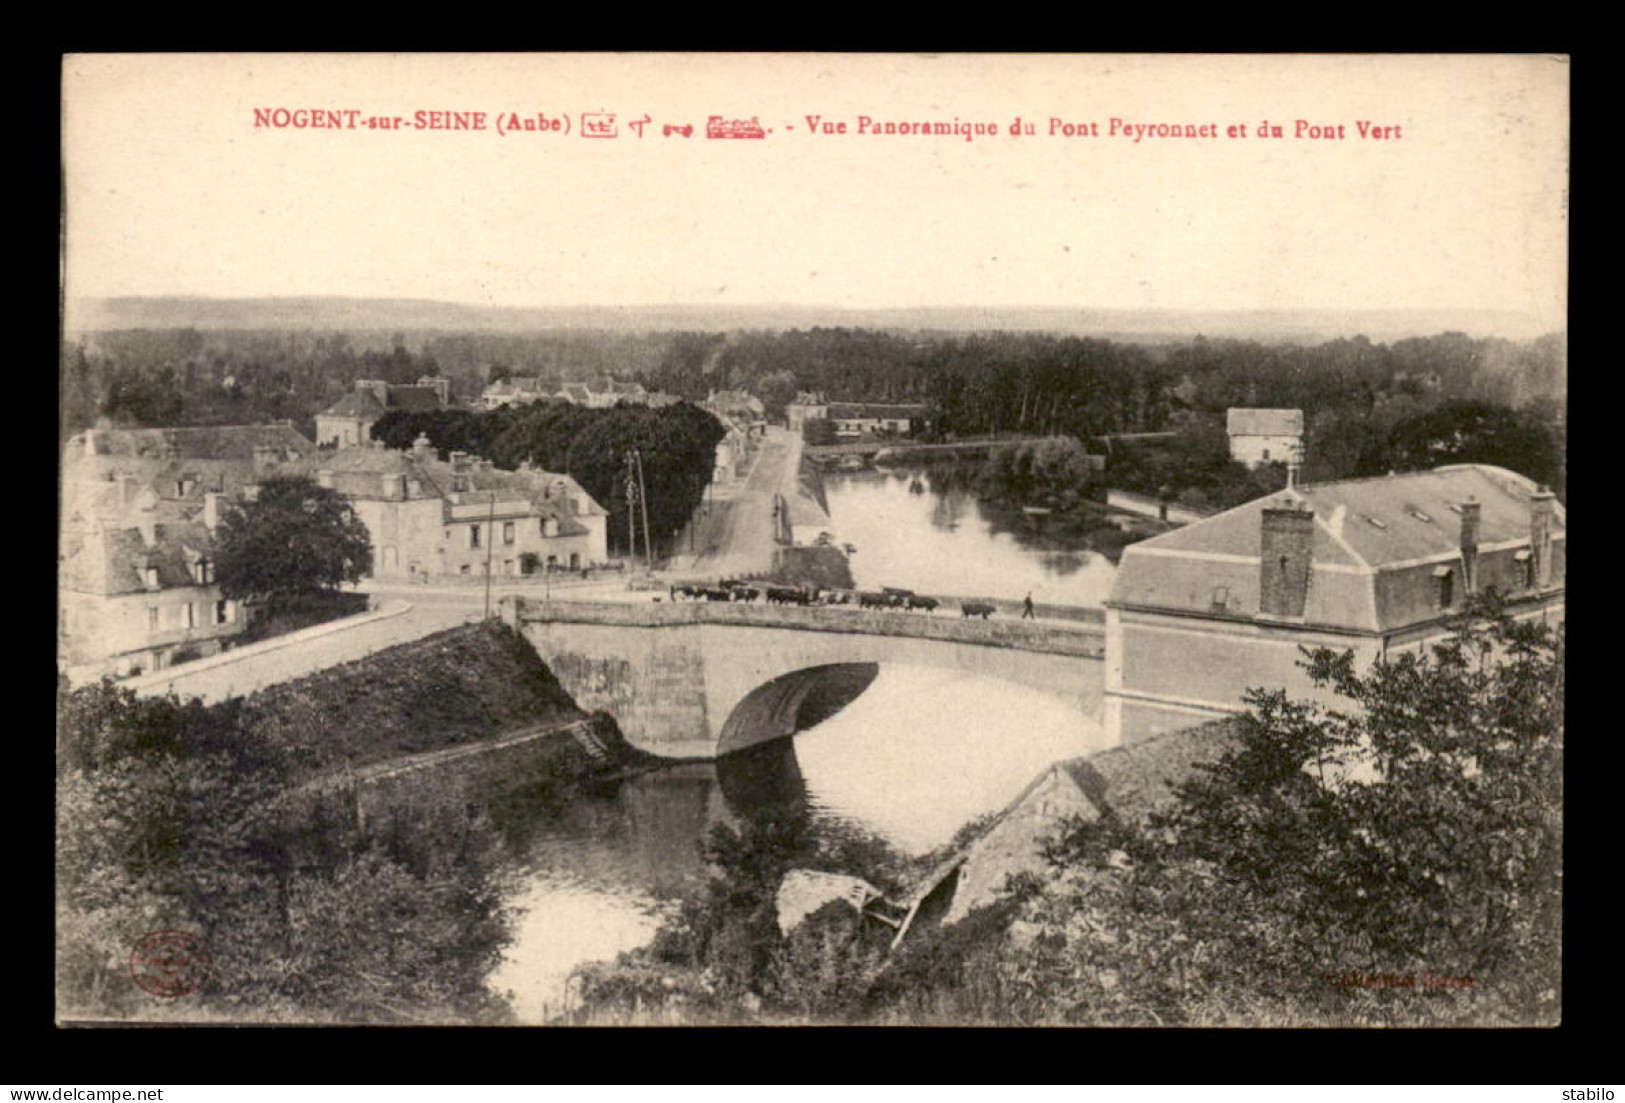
top-left (671, 426), bottom-right (802, 580)
top-left (135, 594), bottom-right (479, 704)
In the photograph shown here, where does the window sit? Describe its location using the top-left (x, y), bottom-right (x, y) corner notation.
top-left (1515, 549), bottom-right (1534, 590)
top-left (144, 566), bottom-right (160, 589)
top-left (503, 521), bottom-right (515, 545)
top-left (469, 524), bottom-right (481, 549)
top-left (569, 553), bottom-right (580, 570)
top-left (1262, 448), bottom-right (1271, 461)
top-left (460, 564), bottom-right (471, 575)
top-left (148, 606), bottom-right (160, 631)
top-left (184, 603), bottom-right (197, 629)
top-left (193, 558), bottom-right (212, 585)
top-left (216, 600), bottom-right (229, 625)
top-left (1435, 567), bottom-right (1454, 609)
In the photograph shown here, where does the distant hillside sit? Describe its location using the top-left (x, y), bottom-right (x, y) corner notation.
top-left (66, 296), bottom-right (1556, 343)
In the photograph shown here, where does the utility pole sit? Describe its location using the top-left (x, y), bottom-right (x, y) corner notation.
top-left (482, 490), bottom-right (496, 619)
top-left (635, 448), bottom-right (654, 571)
top-left (625, 450), bottom-right (640, 572)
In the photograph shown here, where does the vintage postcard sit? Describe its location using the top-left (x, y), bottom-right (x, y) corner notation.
top-left (58, 53), bottom-right (1567, 1027)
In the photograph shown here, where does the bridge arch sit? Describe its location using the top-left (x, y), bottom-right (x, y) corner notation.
top-left (508, 598), bottom-right (1105, 759)
top-left (715, 662), bottom-right (880, 757)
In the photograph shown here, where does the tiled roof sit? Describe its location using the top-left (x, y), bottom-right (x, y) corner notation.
top-left (74, 423), bottom-right (315, 461)
top-left (1058, 719), bottom-right (1241, 823)
top-left (388, 386), bottom-right (443, 412)
top-left (1227, 408), bottom-right (1304, 437)
top-left (318, 390), bottom-right (387, 419)
top-left (61, 514), bottom-right (217, 597)
top-left (1109, 465), bottom-right (1565, 632)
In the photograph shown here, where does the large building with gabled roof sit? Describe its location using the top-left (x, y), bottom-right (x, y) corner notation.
top-left (314, 377), bottom-right (451, 448)
top-left (1104, 464), bottom-right (1565, 744)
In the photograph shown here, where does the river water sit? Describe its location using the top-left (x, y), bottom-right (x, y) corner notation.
top-left (487, 462), bottom-right (1117, 1022)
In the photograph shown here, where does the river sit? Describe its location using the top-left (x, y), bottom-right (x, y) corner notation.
top-left (487, 461), bottom-right (1118, 1022)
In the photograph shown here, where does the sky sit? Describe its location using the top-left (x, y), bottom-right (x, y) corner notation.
top-left (62, 53), bottom-right (1568, 328)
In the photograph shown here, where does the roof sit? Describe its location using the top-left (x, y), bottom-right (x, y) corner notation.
top-left (318, 384), bottom-right (445, 419)
top-left (1057, 719), bottom-right (1242, 823)
top-left (1109, 464), bottom-right (1565, 632)
top-left (73, 423), bottom-right (315, 461)
top-left (61, 513), bottom-right (218, 597)
top-left (387, 386), bottom-right (443, 412)
top-left (317, 390), bottom-right (387, 419)
top-left (1227, 408), bottom-right (1304, 437)
top-left (826, 402), bottom-right (931, 420)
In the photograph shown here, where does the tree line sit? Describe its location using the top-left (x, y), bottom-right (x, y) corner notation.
top-left (62, 326), bottom-right (1564, 495)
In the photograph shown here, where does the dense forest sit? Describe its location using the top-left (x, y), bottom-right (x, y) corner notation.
top-left (61, 326), bottom-right (1565, 498)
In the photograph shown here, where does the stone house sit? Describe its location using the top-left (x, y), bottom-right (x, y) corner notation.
top-left (262, 437), bottom-right (610, 580)
top-left (314, 377), bottom-right (451, 448)
top-left (59, 423), bottom-right (320, 679)
top-left (1104, 464), bottom-right (1566, 745)
top-left (1225, 407), bottom-right (1304, 468)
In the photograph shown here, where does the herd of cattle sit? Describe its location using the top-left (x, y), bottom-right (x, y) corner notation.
top-left (668, 582), bottom-right (999, 619)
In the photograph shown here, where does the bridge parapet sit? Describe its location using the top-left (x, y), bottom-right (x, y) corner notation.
top-left (503, 596), bottom-right (1105, 659)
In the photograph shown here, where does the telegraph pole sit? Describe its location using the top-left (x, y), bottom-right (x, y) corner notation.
top-left (634, 448), bottom-right (654, 570)
top-left (625, 450), bottom-right (641, 572)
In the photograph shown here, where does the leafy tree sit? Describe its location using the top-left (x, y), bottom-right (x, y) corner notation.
top-left (215, 476), bottom-right (373, 611)
top-left (979, 593), bottom-right (1562, 1026)
top-left (1367, 400), bottom-right (1561, 486)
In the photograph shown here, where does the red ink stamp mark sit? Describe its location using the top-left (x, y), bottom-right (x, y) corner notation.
top-left (581, 113), bottom-right (618, 138)
top-left (129, 930), bottom-right (211, 998)
top-left (706, 116), bottom-right (766, 140)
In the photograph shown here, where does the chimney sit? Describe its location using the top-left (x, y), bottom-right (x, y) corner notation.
top-left (203, 491), bottom-right (225, 533)
top-left (382, 472), bottom-right (405, 500)
top-left (1459, 497), bottom-right (1481, 593)
top-left (450, 451), bottom-right (470, 471)
top-left (1530, 485), bottom-right (1556, 587)
top-left (1259, 502), bottom-right (1315, 617)
top-left (412, 433), bottom-right (433, 461)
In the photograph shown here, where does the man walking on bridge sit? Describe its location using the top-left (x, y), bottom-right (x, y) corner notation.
top-left (1022, 592), bottom-right (1035, 620)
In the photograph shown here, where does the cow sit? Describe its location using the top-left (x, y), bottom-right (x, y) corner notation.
top-left (730, 586), bottom-right (760, 603)
top-left (961, 601), bottom-right (996, 619)
top-left (905, 595), bottom-right (939, 613)
top-left (858, 591), bottom-right (893, 609)
top-left (703, 587), bottom-right (732, 602)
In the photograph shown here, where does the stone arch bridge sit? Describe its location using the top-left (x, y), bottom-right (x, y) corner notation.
top-left (501, 597), bottom-right (1106, 759)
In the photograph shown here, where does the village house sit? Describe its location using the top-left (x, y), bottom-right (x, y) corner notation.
top-left (1103, 464), bottom-right (1565, 745)
top-left (58, 423), bottom-right (317, 680)
top-left (1225, 407), bottom-right (1304, 468)
top-left (261, 436), bottom-right (609, 580)
top-left (786, 392), bottom-right (932, 437)
top-left (314, 377), bottom-right (452, 448)
top-left (703, 389), bottom-right (766, 427)
top-left (479, 376), bottom-right (557, 410)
